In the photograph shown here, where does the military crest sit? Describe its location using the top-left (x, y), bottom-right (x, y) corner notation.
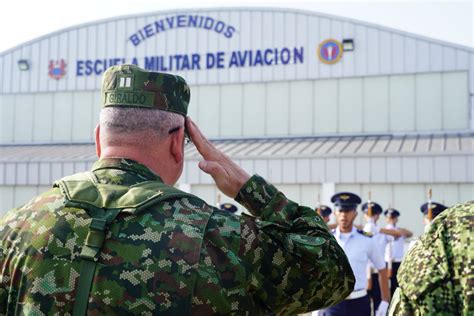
top-left (318, 39), bottom-right (343, 65)
top-left (48, 59), bottom-right (67, 80)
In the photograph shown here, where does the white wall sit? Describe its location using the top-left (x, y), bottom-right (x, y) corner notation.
top-left (0, 71), bottom-right (469, 144)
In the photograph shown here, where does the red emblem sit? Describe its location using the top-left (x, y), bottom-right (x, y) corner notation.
top-left (48, 59), bottom-right (67, 80)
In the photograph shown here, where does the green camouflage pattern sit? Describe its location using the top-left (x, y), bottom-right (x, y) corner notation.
top-left (388, 201), bottom-right (474, 316)
top-left (0, 158), bottom-right (354, 315)
top-left (102, 64), bottom-right (190, 116)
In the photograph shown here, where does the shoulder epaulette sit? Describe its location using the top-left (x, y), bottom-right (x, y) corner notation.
top-left (357, 229), bottom-right (373, 238)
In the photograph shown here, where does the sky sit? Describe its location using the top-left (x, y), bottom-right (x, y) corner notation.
top-left (0, 0), bottom-right (472, 53)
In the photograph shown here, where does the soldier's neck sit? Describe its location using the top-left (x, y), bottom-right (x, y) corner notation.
top-left (338, 225), bottom-right (353, 233)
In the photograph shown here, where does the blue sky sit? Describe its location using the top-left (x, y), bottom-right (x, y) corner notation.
top-left (0, 0), bottom-right (472, 52)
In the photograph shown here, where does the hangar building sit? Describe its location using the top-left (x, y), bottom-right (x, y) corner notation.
top-left (1, 7), bottom-right (473, 235)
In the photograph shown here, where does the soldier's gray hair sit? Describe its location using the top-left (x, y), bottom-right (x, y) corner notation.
top-left (100, 107), bottom-right (184, 142)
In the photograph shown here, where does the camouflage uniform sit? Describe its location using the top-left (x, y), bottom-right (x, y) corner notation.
top-left (388, 201), bottom-right (474, 316)
top-left (0, 158), bottom-right (354, 315)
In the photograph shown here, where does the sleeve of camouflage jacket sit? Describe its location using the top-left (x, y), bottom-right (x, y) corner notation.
top-left (235, 175), bottom-right (355, 314)
top-left (388, 202), bottom-right (474, 316)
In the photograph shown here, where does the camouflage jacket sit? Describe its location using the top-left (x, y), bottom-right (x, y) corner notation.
top-left (388, 201), bottom-right (474, 316)
top-left (0, 158), bottom-right (354, 315)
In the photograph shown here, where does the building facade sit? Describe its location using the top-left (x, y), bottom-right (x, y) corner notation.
top-left (1, 8), bottom-right (473, 235)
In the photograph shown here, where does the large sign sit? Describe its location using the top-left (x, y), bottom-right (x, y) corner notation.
top-left (45, 14), bottom-right (346, 79)
top-left (129, 14), bottom-right (236, 46)
top-left (76, 47), bottom-right (304, 76)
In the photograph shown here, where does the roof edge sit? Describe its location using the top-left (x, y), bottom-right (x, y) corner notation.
top-left (1, 129), bottom-right (473, 148)
top-left (1, 6), bottom-right (473, 56)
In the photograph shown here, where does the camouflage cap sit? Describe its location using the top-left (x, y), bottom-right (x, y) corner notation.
top-left (101, 64), bottom-right (190, 116)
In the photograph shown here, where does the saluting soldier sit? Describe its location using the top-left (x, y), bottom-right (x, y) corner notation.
top-left (323, 192), bottom-right (389, 316)
top-left (0, 64), bottom-right (355, 315)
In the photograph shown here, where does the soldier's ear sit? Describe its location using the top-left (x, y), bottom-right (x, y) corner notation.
top-left (170, 127), bottom-right (184, 164)
top-left (94, 124), bottom-right (101, 158)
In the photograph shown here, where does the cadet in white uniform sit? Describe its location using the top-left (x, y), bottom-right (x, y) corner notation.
top-left (323, 193), bottom-right (390, 316)
top-left (316, 205), bottom-right (332, 224)
top-left (383, 208), bottom-right (412, 297)
top-left (408, 201), bottom-right (448, 250)
top-left (361, 201), bottom-right (389, 312)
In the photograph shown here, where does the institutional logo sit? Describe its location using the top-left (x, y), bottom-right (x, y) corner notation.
top-left (318, 39), bottom-right (343, 65)
top-left (48, 59), bottom-right (67, 80)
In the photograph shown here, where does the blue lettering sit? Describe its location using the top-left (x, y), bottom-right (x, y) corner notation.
top-left (238, 51), bottom-right (248, 67)
top-left (281, 48), bottom-right (291, 64)
top-left (229, 51), bottom-right (239, 68)
top-left (188, 15), bottom-right (198, 27)
top-left (206, 53), bottom-right (216, 69)
top-left (192, 54), bottom-right (201, 70)
top-left (177, 15), bottom-right (186, 27)
top-left (129, 34), bottom-right (140, 46)
top-left (253, 50), bottom-right (263, 66)
top-left (204, 17), bottom-right (214, 30)
top-left (166, 16), bottom-right (175, 28)
top-left (138, 30), bottom-right (146, 41)
top-left (174, 55), bottom-right (182, 70)
top-left (160, 56), bottom-right (168, 71)
top-left (76, 60), bottom-right (84, 76)
top-left (131, 57), bottom-right (138, 65)
top-left (144, 24), bottom-right (154, 38)
top-left (155, 20), bottom-right (165, 33)
top-left (94, 60), bottom-right (103, 75)
top-left (145, 56), bottom-right (155, 70)
top-left (264, 49), bottom-right (273, 65)
top-left (224, 26), bottom-right (235, 38)
top-left (294, 47), bottom-right (304, 64)
top-left (216, 52), bottom-right (225, 69)
top-left (214, 21), bottom-right (225, 33)
top-left (85, 60), bottom-right (93, 76)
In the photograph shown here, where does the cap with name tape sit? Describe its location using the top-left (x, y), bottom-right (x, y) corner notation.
top-left (101, 64), bottom-right (190, 117)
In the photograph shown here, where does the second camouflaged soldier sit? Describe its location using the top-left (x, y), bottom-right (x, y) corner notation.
top-left (388, 201), bottom-right (474, 315)
top-left (0, 64), bottom-right (355, 315)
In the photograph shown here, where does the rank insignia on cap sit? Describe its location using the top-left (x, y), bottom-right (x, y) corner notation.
top-left (117, 74), bottom-right (134, 90)
top-left (340, 195), bottom-right (350, 201)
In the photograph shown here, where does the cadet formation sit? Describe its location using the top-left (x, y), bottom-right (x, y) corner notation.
top-left (0, 64), bottom-right (472, 315)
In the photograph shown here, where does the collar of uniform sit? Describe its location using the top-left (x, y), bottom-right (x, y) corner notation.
top-left (335, 226), bottom-right (357, 239)
top-left (91, 158), bottom-right (163, 182)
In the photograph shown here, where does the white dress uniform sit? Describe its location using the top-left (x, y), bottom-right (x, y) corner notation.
top-left (322, 227), bottom-right (385, 316)
top-left (384, 223), bottom-right (404, 296)
top-left (384, 223), bottom-right (404, 263)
